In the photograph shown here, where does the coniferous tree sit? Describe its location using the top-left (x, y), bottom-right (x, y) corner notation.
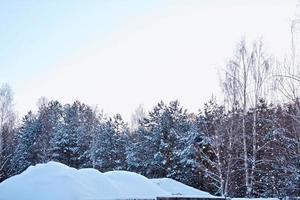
top-left (10, 112), bottom-right (38, 175)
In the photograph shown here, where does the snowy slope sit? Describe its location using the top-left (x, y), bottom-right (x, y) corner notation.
top-left (0, 161), bottom-right (215, 200)
top-left (104, 171), bottom-right (170, 199)
top-left (151, 178), bottom-right (216, 198)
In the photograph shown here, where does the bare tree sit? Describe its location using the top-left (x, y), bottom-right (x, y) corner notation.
top-left (270, 9), bottom-right (300, 189)
top-left (0, 84), bottom-right (16, 180)
top-left (226, 40), bottom-right (252, 196)
top-left (275, 4), bottom-right (300, 101)
top-left (248, 40), bottom-right (272, 196)
top-left (130, 104), bottom-right (146, 131)
top-left (222, 40), bottom-right (272, 196)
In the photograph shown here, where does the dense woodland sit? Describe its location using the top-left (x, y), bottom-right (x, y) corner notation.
top-left (1, 40), bottom-right (300, 197)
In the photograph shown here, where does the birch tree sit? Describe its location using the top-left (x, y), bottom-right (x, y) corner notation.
top-left (223, 40), bottom-right (252, 196)
top-left (248, 41), bottom-right (272, 196)
top-left (0, 84), bottom-right (16, 180)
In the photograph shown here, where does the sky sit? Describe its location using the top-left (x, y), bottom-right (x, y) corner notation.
top-left (0, 0), bottom-right (298, 121)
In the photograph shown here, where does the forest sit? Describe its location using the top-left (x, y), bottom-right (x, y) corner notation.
top-left (0, 39), bottom-right (300, 198)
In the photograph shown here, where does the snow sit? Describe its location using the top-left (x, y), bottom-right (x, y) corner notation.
top-left (104, 171), bottom-right (169, 199)
top-left (0, 161), bottom-right (216, 200)
top-left (151, 178), bottom-right (216, 198)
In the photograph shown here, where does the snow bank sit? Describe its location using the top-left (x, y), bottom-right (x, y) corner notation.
top-left (151, 178), bottom-right (216, 198)
top-left (0, 161), bottom-right (216, 200)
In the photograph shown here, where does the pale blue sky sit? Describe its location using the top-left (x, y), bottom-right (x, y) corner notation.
top-left (0, 0), bottom-right (298, 120)
top-left (0, 0), bottom-right (164, 82)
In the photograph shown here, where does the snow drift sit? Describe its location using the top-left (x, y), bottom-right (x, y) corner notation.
top-left (0, 161), bottom-right (216, 200)
top-left (151, 178), bottom-right (215, 198)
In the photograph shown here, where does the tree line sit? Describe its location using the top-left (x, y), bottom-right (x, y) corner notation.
top-left (0, 39), bottom-right (300, 197)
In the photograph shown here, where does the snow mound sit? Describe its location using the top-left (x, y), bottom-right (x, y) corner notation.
top-left (0, 161), bottom-right (216, 200)
top-left (0, 162), bottom-right (167, 200)
top-left (104, 171), bottom-right (169, 199)
top-left (151, 178), bottom-right (216, 198)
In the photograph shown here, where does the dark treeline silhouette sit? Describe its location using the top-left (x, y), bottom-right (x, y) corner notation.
top-left (0, 40), bottom-right (300, 197)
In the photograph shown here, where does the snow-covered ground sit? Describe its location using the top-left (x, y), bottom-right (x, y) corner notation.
top-left (0, 161), bottom-right (216, 200)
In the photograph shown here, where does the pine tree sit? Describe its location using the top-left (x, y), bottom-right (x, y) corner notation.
top-left (10, 112), bottom-right (38, 175)
top-left (35, 100), bottom-right (63, 163)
